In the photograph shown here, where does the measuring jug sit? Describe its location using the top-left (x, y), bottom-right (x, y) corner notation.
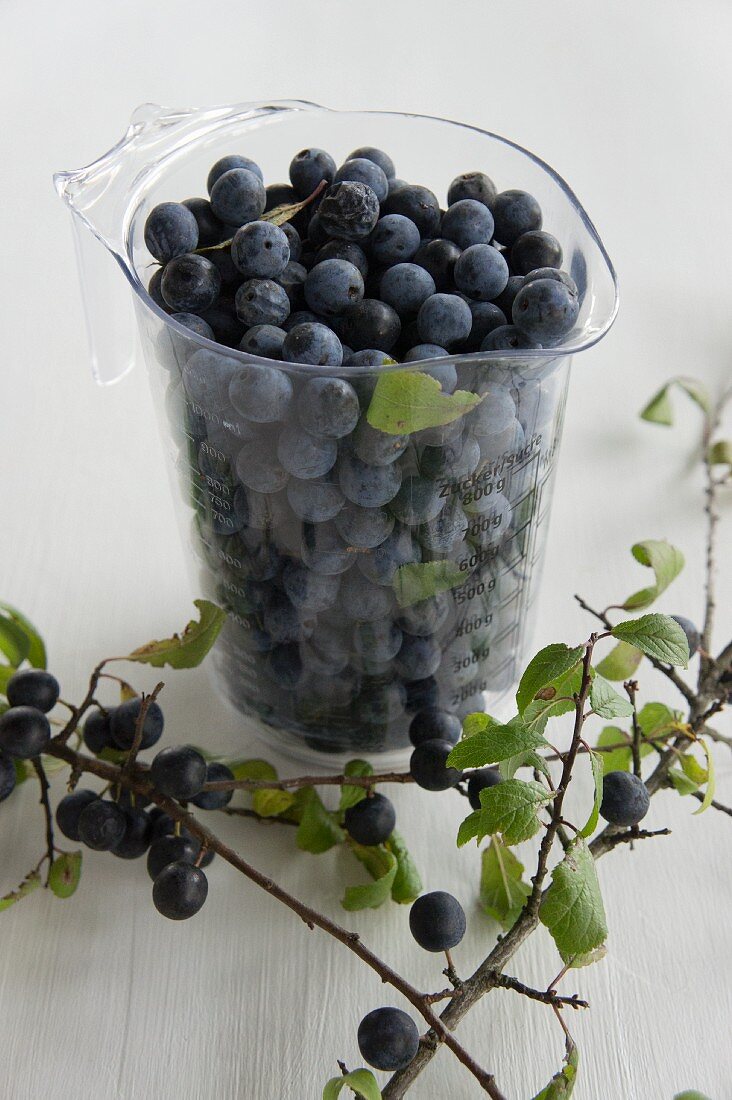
top-left (54, 101), bottom-right (618, 765)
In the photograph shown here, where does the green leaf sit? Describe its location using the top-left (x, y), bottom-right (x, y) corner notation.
top-left (393, 560), bottom-right (465, 607)
top-left (296, 790), bottom-right (345, 854)
top-left (366, 369), bottom-right (482, 435)
top-left (228, 758), bottom-right (278, 782)
top-left (252, 788), bottom-right (296, 817)
top-left (693, 739), bottom-right (716, 815)
top-left (595, 727), bottom-right (632, 774)
top-left (708, 439), bottom-right (732, 468)
top-left (640, 377), bottom-right (710, 425)
top-left (125, 599), bottom-right (226, 669)
top-left (637, 701), bottom-right (678, 737)
top-left (457, 810), bottom-right (483, 847)
top-left (516, 644), bottom-right (585, 715)
top-left (479, 836), bottom-right (531, 929)
top-left (540, 837), bottom-right (607, 963)
top-left (589, 674), bottom-right (634, 719)
top-left (0, 602), bottom-right (46, 668)
top-left (532, 1037), bottom-right (579, 1099)
top-left (48, 851), bottom-right (82, 899)
top-left (0, 665), bottom-right (15, 693)
top-left (595, 640), bottom-right (642, 681)
top-left (477, 779), bottom-right (555, 845)
top-left (611, 613), bottom-right (689, 667)
top-left (0, 869), bottom-right (42, 912)
top-left (463, 712), bottom-right (498, 738)
top-left (674, 1092), bottom-right (713, 1100)
top-left (342, 845), bottom-right (397, 911)
top-left (679, 752), bottom-right (707, 786)
top-left (621, 540), bottom-right (685, 611)
top-left (385, 831), bottom-right (422, 904)
top-left (339, 759), bottom-right (374, 813)
top-left (499, 749), bottom-right (551, 781)
top-left (669, 769), bottom-right (700, 795)
top-left (569, 945), bottom-right (607, 969)
top-left (448, 716), bottom-right (546, 770)
top-left (0, 613), bottom-right (30, 668)
top-left (522, 664), bottom-right (591, 734)
top-left (323, 1068), bottom-right (382, 1100)
top-left (580, 751), bottom-right (604, 838)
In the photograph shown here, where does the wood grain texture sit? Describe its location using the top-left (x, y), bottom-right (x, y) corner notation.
top-left (1, 1), bottom-right (731, 1096)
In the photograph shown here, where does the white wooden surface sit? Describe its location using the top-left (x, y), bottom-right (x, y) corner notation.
top-left (1, 2), bottom-right (731, 1097)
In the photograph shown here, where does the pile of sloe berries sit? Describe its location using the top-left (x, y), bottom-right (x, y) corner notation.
top-left (145, 144), bottom-right (581, 756)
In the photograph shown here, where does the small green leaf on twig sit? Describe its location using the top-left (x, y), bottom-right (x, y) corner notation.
top-left (323, 1067), bottom-right (382, 1100)
top-left (692, 739), bottom-right (716, 815)
top-left (342, 845), bottom-right (397, 911)
top-left (48, 851), bottom-right (82, 899)
top-left (385, 831), bottom-right (422, 904)
top-left (579, 751), bottom-right (604, 838)
top-left (611, 614), bottom-right (689, 667)
top-left (589, 674), bottom-right (635, 719)
top-left (297, 789), bottom-right (345, 853)
top-left (457, 780), bottom-right (555, 847)
top-left (338, 759), bottom-right (374, 813)
top-left (640, 377), bottom-right (710, 425)
top-left (540, 837), bottom-right (608, 963)
top-left (252, 788), bottom-right (296, 817)
top-left (620, 540), bottom-right (685, 611)
top-left (0, 869), bottom-right (42, 912)
top-left (531, 1035), bottom-right (579, 1099)
top-left (516, 644), bottom-right (584, 715)
top-left (448, 716), bottom-right (547, 770)
top-left (125, 599), bottom-right (226, 669)
top-left (367, 370), bottom-right (482, 435)
top-left (0, 614), bottom-right (31, 669)
top-left (673, 1091), bottom-right (713, 1100)
top-left (479, 836), bottom-right (531, 929)
top-left (708, 439), bottom-right (732, 468)
top-left (0, 602), bottom-right (46, 669)
top-left (596, 640), bottom-right (642, 681)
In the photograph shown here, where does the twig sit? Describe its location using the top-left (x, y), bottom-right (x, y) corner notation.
top-left (32, 759), bottom-right (55, 884)
top-left (625, 681), bottom-right (642, 777)
top-left (204, 770), bottom-right (415, 793)
top-left (53, 659), bottom-right (109, 745)
top-left (689, 791), bottom-right (732, 818)
top-left (122, 682), bottom-right (164, 777)
top-left (487, 971), bottom-right (588, 1011)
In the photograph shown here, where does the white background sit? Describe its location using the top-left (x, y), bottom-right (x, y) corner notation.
top-left (1, 2), bottom-right (731, 1097)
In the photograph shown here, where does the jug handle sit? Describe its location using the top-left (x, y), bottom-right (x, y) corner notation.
top-left (54, 101), bottom-right (314, 384)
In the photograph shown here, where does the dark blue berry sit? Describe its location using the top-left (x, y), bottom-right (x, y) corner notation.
top-left (83, 709), bottom-right (113, 754)
top-left (492, 275), bottom-right (525, 316)
top-left (144, 202), bottom-right (199, 263)
top-left (600, 771), bottom-right (650, 826)
top-left (172, 313), bottom-right (215, 340)
top-left (182, 197), bottom-right (224, 247)
top-left (511, 231), bottom-right (563, 276)
top-left (379, 263), bottom-right (435, 316)
top-left (418, 293), bottom-right (472, 348)
top-left (0, 751), bottom-right (16, 803)
top-left (191, 762), bottom-right (235, 810)
top-left (150, 745), bottom-right (207, 800)
top-left (467, 767), bottom-right (502, 810)
top-left (146, 833), bottom-right (200, 879)
top-left (340, 299), bottom-right (401, 352)
top-left (334, 158), bottom-right (389, 203)
top-left (670, 616), bottom-right (701, 658)
top-left (0, 706), bottom-right (51, 758)
top-left (297, 376), bottom-right (360, 438)
top-left (441, 199), bottom-right (495, 249)
top-left (409, 890), bottom-right (466, 951)
top-left (209, 168), bottom-right (266, 225)
top-left (335, 501), bottom-right (395, 548)
top-left (229, 362), bottom-right (292, 421)
top-left (481, 325), bottom-right (542, 351)
top-left (235, 278), bottom-right (290, 328)
top-left (314, 239), bottom-right (369, 278)
top-left (207, 155), bottom-right (263, 194)
top-left (304, 259), bottom-right (364, 316)
top-left (238, 324), bottom-right (287, 361)
top-left (277, 261), bottom-right (308, 309)
top-left (78, 798), bottom-right (127, 850)
top-left (492, 190), bottom-right (543, 246)
top-left (282, 322), bottom-right (343, 366)
top-left (112, 808), bottom-right (153, 859)
top-left (231, 221), bottom-right (290, 279)
top-left (343, 792), bottom-right (396, 845)
top-left (357, 1007), bottom-right (419, 1072)
top-left (413, 238), bottom-right (461, 291)
top-left (110, 698), bottom-right (164, 751)
top-left (6, 669), bottom-right (60, 713)
top-left (454, 244), bottom-right (509, 301)
top-left (347, 146), bottom-right (396, 180)
top-left (369, 215), bottom-right (420, 266)
top-left (409, 708), bottom-right (461, 747)
top-left (55, 789), bottom-right (98, 841)
top-left (447, 172), bottom-right (497, 210)
top-left (153, 861), bottom-right (208, 920)
top-left (161, 254), bottom-right (221, 313)
top-left (289, 148), bottom-right (337, 198)
top-left (523, 267), bottom-right (578, 295)
top-left (395, 635), bottom-right (441, 680)
top-left (512, 278), bottom-right (579, 342)
top-left (410, 739), bottom-right (462, 790)
top-left (286, 475), bottom-right (344, 523)
top-left (383, 184), bottom-right (441, 237)
top-left (339, 451), bottom-right (402, 509)
top-left (465, 301), bottom-right (507, 350)
top-left (319, 181), bottom-right (381, 241)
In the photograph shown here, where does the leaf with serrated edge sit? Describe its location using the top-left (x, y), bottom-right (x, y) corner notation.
top-left (338, 759), bottom-right (373, 813)
top-left (622, 540), bottom-right (685, 611)
top-left (531, 1037), bottom-right (579, 1099)
top-left (252, 788), bottom-right (295, 817)
top-left (479, 836), bottom-right (531, 930)
top-left (393, 560), bottom-right (465, 607)
top-left (0, 602), bottom-right (46, 669)
top-left (0, 869), bottom-right (42, 912)
top-left (611, 614), bottom-right (689, 668)
top-left (693, 740), bottom-right (716, 815)
top-left (522, 665), bottom-right (590, 734)
top-left (516, 644), bottom-right (584, 715)
top-left (596, 640), bottom-right (642, 681)
top-left (462, 712), bottom-right (498, 738)
top-left (477, 780), bottom-right (555, 845)
top-left (342, 847), bottom-right (397, 911)
top-left (48, 851), bottom-right (82, 899)
top-left (448, 717), bottom-right (547, 770)
top-left (367, 370), bottom-right (482, 436)
top-left (296, 790), bottom-right (344, 853)
top-left (499, 749), bottom-right (550, 781)
top-left (456, 810), bottom-right (483, 848)
top-left (323, 1068), bottom-right (382, 1100)
top-left (228, 758), bottom-right (278, 782)
top-left (385, 831), bottom-right (422, 904)
top-left (125, 599), bottom-right (226, 669)
top-left (580, 752), bottom-right (604, 838)
top-left (669, 769), bottom-right (699, 795)
top-left (590, 674), bottom-right (634, 719)
top-left (540, 837), bottom-right (608, 963)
